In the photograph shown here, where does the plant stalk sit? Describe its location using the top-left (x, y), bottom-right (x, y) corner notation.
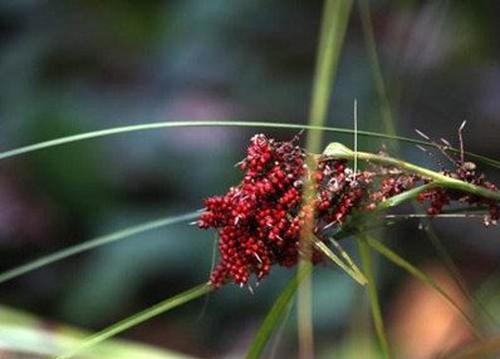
top-left (323, 143), bottom-right (500, 202)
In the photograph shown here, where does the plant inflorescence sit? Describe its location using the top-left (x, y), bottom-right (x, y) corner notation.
top-left (198, 134), bottom-right (499, 289)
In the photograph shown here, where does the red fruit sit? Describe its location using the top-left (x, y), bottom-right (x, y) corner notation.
top-left (198, 134), bottom-right (499, 289)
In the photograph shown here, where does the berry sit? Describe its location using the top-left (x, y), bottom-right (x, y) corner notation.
top-left (198, 134), bottom-right (499, 289)
top-left (197, 134), bottom-right (375, 288)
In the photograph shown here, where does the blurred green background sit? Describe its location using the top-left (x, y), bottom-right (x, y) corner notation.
top-left (1, 1), bottom-right (500, 358)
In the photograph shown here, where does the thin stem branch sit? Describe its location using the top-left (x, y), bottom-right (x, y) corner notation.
top-left (313, 240), bottom-right (367, 285)
top-left (364, 235), bottom-right (483, 340)
top-left (358, 0), bottom-right (397, 140)
top-left (0, 212), bottom-right (199, 285)
top-left (383, 213), bottom-right (486, 219)
top-left (57, 283), bottom-right (212, 359)
top-left (323, 143), bottom-right (500, 202)
top-left (299, 1), bottom-right (353, 358)
top-left (357, 237), bottom-right (391, 358)
top-left (1, 120), bottom-right (498, 170)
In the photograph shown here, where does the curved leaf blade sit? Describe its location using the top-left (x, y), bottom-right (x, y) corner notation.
top-left (364, 235), bottom-right (482, 339)
top-left (357, 238), bottom-right (391, 359)
top-left (0, 212), bottom-right (198, 284)
top-left (245, 268), bottom-right (310, 359)
top-left (56, 283), bottom-right (212, 359)
top-left (0, 121), bottom-right (497, 169)
top-left (314, 240), bottom-right (367, 285)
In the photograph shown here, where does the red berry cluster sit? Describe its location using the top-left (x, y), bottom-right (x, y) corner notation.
top-left (314, 160), bottom-right (372, 232)
top-left (365, 174), bottom-right (417, 210)
top-left (197, 134), bottom-right (371, 288)
top-left (417, 163), bottom-right (499, 226)
top-left (198, 134), bottom-right (499, 289)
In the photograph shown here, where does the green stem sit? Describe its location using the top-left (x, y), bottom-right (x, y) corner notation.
top-left (313, 240), bottom-right (367, 285)
top-left (0, 212), bottom-right (198, 285)
top-left (306, 0), bottom-right (353, 153)
top-left (358, 0), bottom-right (396, 140)
top-left (56, 283), bottom-right (212, 359)
top-left (299, 1), bottom-right (353, 358)
top-left (357, 237), bottom-right (391, 359)
top-left (375, 183), bottom-right (435, 210)
top-left (364, 235), bottom-right (482, 339)
top-left (245, 268), bottom-right (309, 359)
top-left (323, 143), bottom-right (500, 202)
top-left (1, 120), bottom-right (498, 170)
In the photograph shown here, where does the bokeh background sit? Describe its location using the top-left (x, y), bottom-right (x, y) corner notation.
top-left (1, 1), bottom-right (500, 358)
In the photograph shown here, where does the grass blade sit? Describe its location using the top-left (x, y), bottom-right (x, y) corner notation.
top-left (297, 247), bottom-right (314, 359)
top-left (358, 0), bottom-right (396, 139)
top-left (299, 0), bottom-right (354, 356)
top-left (0, 212), bottom-right (198, 285)
top-left (268, 298), bottom-right (293, 359)
top-left (0, 306), bottom-right (192, 359)
top-left (0, 120), bottom-right (497, 169)
top-left (375, 184), bottom-right (434, 211)
top-left (357, 237), bottom-right (391, 359)
top-left (306, 0), bottom-right (353, 153)
top-left (420, 218), bottom-right (498, 328)
top-left (246, 219), bottom-right (376, 359)
top-left (357, 2), bottom-right (488, 352)
top-left (314, 240), bottom-right (367, 285)
top-left (364, 235), bottom-right (482, 339)
top-left (245, 268), bottom-right (310, 359)
top-left (56, 283), bottom-right (212, 359)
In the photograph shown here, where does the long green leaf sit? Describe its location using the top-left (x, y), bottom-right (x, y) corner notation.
top-left (0, 305), bottom-right (192, 359)
top-left (299, 1), bottom-right (354, 357)
top-left (306, 0), bottom-right (353, 153)
top-left (325, 144), bottom-right (500, 202)
top-left (268, 297), bottom-right (294, 359)
top-left (420, 218), bottom-right (498, 328)
top-left (0, 212), bottom-right (198, 285)
top-left (245, 268), bottom-right (310, 359)
top-left (364, 235), bottom-right (482, 339)
top-left (56, 283), bottom-right (212, 359)
top-left (358, 0), bottom-right (396, 139)
top-left (357, 238), bottom-right (391, 359)
top-left (0, 120), bottom-right (497, 169)
top-left (314, 240), bottom-right (367, 285)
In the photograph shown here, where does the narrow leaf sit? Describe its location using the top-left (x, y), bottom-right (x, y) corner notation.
top-left (299, 1), bottom-right (354, 357)
top-left (358, 0), bottom-right (396, 139)
top-left (56, 283), bottom-right (212, 359)
top-left (306, 0), bottom-right (353, 152)
top-left (0, 121), bottom-right (497, 169)
top-left (245, 268), bottom-right (309, 359)
top-left (0, 212), bottom-right (198, 284)
top-left (364, 235), bottom-right (482, 339)
top-left (314, 240), bottom-right (367, 285)
top-left (357, 238), bottom-right (391, 358)
top-left (375, 184), bottom-right (434, 210)
top-left (421, 218), bottom-right (498, 328)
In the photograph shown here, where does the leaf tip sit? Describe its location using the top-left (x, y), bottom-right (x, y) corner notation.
top-left (323, 142), bottom-right (353, 158)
